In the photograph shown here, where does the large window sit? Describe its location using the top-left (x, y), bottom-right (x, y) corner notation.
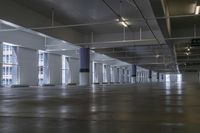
top-left (62, 55), bottom-right (71, 84)
top-left (38, 50), bottom-right (49, 85)
top-left (2, 42), bottom-right (18, 86)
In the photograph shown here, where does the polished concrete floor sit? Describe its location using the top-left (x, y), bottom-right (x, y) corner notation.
top-left (0, 82), bottom-right (200, 132)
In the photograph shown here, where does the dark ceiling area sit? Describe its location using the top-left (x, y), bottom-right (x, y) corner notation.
top-left (9, 0), bottom-right (200, 73)
top-left (164, 0), bottom-right (200, 72)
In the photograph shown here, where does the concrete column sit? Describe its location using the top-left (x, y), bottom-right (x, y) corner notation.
top-left (0, 43), bottom-right (2, 86)
top-left (79, 48), bottom-right (90, 86)
top-left (106, 65), bottom-right (111, 83)
top-left (157, 72), bottom-right (160, 82)
top-left (131, 65), bottom-right (137, 83)
top-left (17, 47), bottom-right (38, 86)
top-left (48, 54), bottom-right (62, 85)
top-left (149, 70), bottom-right (152, 82)
top-left (119, 68), bottom-right (123, 84)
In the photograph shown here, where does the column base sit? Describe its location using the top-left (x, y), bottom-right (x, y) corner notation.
top-left (79, 72), bottom-right (89, 86)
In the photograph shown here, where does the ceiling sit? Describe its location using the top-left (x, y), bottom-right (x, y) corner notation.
top-left (164, 0), bottom-right (200, 72)
top-left (8, 0), bottom-right (181, 72)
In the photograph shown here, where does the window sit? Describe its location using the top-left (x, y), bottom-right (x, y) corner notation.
top-left (2, 42), bottom-right (18, 86)
top-left (38, 50), bottom-right (49, 86)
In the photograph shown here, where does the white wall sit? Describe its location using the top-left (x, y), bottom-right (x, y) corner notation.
top-left (17, 47), bottom-right (38, 86)
top-left (68, 58), bottom-right (79, 84)
top-left (48, 53), bottom-right (62, 85)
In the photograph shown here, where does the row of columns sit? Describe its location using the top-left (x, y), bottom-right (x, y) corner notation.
top-left (0, 47), bottom-right (165, 86)
top-left (79, 48), bottom-right (164, 86)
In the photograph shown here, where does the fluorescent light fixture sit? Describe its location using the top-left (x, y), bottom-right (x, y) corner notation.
top-left (120, 21), bottom-right (128, 27)
top-left (195, 6), bottom-right (200, 14)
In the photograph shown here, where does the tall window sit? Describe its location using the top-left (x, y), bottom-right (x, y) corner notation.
top-left (2, 42), bottom-right (18, 86)
top-left (38, 50), bottom-right (49, 85)
top-left (62, 55), bottom-right (71, 84)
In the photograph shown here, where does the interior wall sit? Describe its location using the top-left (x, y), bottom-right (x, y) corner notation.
top-left (17, 47), bottom-right (38, 86)
top-left (48, 53), bottom-right (62, 85)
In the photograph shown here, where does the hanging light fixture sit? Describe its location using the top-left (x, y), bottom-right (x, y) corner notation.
top-left (119, 17), bottom-right (128, 27)
top-left (120, 21), bottom-right (128, 27)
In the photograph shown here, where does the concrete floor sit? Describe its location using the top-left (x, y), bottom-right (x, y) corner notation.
top-left (0, 82), bottom-right (200, 132)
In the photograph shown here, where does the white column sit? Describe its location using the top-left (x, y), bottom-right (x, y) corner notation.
top-left (17, 47), bottom-right (38, 86)
top-left (48, 53), bottom-right (62, 85)
top-left (79, 48), bottom-right (90, 86)
top-left (106, 65), bottom-right (111, 83)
